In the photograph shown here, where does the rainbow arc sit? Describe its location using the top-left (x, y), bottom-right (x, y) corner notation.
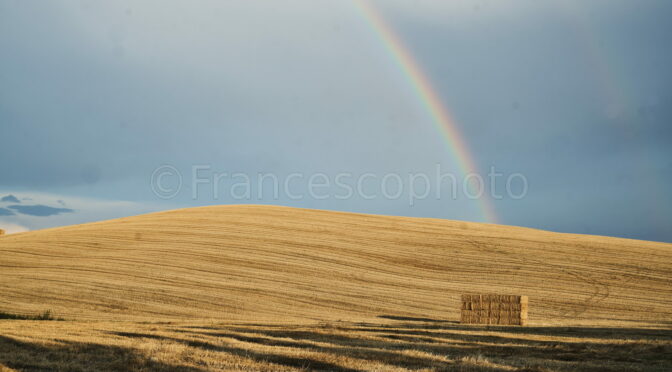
top-left (354, 0), bottom-right (498, 223)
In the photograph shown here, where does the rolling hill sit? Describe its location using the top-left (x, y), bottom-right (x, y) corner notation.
top-left (0, 205), bottom-right (670, 326)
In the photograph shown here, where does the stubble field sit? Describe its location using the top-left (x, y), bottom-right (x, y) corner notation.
top-left (1, 205), bottom-right (670, 371)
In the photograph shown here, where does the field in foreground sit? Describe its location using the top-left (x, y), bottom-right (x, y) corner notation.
top-left (0, 205), bottom-right (671, 371)
top-left (1, 319), bottom-right (671, 371)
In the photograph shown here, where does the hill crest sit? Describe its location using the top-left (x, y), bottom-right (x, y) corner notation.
top-left (1, 205), bottom-right (670, 326)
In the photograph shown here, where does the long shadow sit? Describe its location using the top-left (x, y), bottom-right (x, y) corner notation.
top-left (188, 327), bottom-right (571, 369)
top-left (126, 330), bottom-right (470, 371)
top-left (355, 318), bottom-right (672, 341)
top-left (377, 315), bottom-right (457, 323)
top-left (109, 331), bottom-right (168, 340)
top-left (193, 330), bottom-right (472, 370)
top-left (111, 332), bottom-right (364, 372)
top-left (484, 326), bottom-right (672, 340)
top-left (90, 323), bottom-right (672, 371)
top-left (230, 328), bottom-right (560, 360)
top-left (337, 325), bottom-right (634, 348)
top-left (181, 337), bottom-right (363, 372)
top-left (0, 335), bottom-right (203, 372)
top-left (212, 324), bottom-right (671, 369)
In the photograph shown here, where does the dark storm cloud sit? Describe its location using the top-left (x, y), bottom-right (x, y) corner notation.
top-left (8, 205), bottom-right (74, 217)
top-left (0, 208), bottom-right (14, 216)
top-left (1, 195), bottom-right (20, 203)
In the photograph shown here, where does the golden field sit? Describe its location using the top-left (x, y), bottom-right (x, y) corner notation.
top-left (1, 205), bottom-right (671, 371)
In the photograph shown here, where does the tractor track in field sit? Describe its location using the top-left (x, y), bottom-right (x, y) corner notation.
top-left (1, 205), bottom-right (669, 324)
top-left (467, 240), bottom-right (610, 317)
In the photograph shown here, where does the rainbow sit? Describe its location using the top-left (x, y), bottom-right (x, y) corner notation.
top-left (353, 0), bottom-right (498, 223)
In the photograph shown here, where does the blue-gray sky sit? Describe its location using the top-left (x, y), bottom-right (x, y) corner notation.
top-left (1, 0), bottom-right (670, 242)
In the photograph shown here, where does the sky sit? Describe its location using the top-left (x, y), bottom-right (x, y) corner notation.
top-left (1, 0), bottom-right (671, 242)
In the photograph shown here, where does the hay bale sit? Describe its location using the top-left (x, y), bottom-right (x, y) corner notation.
top-left (520, 296), bottom-right (529, 325)
top-left (460, 294), bottom-right (528, 326)
top-left (0, 229), bottom-right (4, 235)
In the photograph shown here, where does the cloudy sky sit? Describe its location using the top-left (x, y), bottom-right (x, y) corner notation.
top-left (1, 0), bottom-right (670, 242)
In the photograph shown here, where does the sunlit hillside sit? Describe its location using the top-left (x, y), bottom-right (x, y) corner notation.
top-left (1, 205), bottom-right (670, 326)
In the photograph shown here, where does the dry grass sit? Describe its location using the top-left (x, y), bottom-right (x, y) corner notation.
top-left (0, 205), bottom-right (671, 371)
top-left (1, 319), bottom-right (670, 371)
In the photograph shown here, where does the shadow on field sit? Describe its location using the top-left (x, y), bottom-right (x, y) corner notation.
top-left (173, 320), bottom-right (672, 371)
top-left (0, 335), bottom-right (202, 372)
top-left (377, 315), bottom-right (456, 323)
top-left (3, 319), bottom-right (670, 371)
top-left (370, 315), bottom-right (672, 341)
top-left (180, 330), bottom-right (450, 371)
top-left (354, 320), bottom-right (672, 340)
top-left (109, 331), bottom-right (361, 372)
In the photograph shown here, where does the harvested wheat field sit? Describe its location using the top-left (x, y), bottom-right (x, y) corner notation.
top-left (1, 205), bottom-right (671, 371)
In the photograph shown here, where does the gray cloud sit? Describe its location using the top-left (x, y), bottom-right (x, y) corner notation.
top-left (1, 195), bottom-right (20, 203)
top-left (8, 205), bottom-right (74, 217)
top-left (0, 208), bottom-right (14, 216)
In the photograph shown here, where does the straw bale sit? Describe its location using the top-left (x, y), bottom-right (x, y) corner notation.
top-left (460, 294), bottom-right (528, 326)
